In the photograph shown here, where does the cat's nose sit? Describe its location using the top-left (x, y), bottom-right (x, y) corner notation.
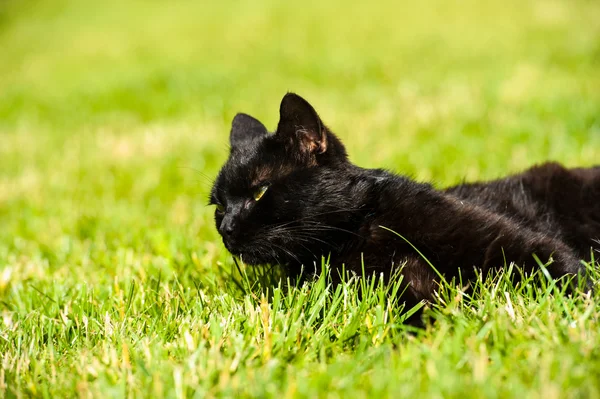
top-left (223, 224), bottom-right (235, 236)
top-left (219, 217), bottom-right (237, 238)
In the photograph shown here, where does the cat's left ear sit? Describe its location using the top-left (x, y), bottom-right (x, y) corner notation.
top-left (230, 113), bottom-right (268, 149)
top-left (276, 93), bottom-right (327, 155)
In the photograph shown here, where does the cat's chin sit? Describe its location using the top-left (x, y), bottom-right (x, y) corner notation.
top-left (224, 244), bottom-right (268, 266)
top-left (234, 245), bottom-right (294, 266)
top-left (237, 254), bottom-right (263, 266)
top-left (232, 251), bottom-right (270, 266)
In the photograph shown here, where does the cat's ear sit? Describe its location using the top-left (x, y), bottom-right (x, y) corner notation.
top-left (230, 113), bottom-right (268, 149)
top-left (276, 93), bottom-right (327, 155)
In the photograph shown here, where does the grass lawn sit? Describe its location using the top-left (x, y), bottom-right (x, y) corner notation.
top-left (1, 0), bottom-right (600, 397)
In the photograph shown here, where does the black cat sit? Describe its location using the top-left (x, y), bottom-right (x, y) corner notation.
top-left (210, 93), bottom-right (599, 308)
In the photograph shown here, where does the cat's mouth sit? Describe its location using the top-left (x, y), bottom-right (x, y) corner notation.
top-left (232, 249), bottom-right (267, 266)
top-left (223, 238), bottom-right (285, 266)
top-left (222, 239), bottom-right (263, 266)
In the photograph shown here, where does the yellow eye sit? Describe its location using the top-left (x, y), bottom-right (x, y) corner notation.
top-left (253, 185), bottom-right (269, 201)
top-left (215, 204), bottom-right (225, 213)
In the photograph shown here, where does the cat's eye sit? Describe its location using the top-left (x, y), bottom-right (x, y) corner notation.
top-left (253, 185), bottom-right (269, 201)
top-left (215, 204), bottom-right (225, 213)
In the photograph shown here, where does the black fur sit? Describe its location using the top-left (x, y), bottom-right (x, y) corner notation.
top-left (210, 93), bottom-right (600, 309)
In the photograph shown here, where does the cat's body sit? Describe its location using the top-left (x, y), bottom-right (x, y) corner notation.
top-left (210, 93), bottom-right (599, 308)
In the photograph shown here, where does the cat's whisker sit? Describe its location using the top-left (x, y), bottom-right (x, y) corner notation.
top-left (179, 166), bottom-right (223, 191)
top-left (267, 208), bottom-right (365, 230)
top-left (278, 233), bottom-right (337, 251)
top-left (295, 242), bottom-right (320, 262)
top-left (266, 242), bottom-right (303, 265)
top-left (292, 234), bottom-right (337, 248)
top-left (256, 227), bottom-right (333, 262)
top-left (270, 223), bottom-right (365, 240)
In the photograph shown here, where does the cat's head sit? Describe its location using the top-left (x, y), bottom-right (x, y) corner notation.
top-left (209, 93), bottom-right (351, 267)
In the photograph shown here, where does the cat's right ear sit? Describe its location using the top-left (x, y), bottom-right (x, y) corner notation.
top-left (276, 93), bottom-right (327, 157)
top-left (230, 113), bottom-right (268, 149)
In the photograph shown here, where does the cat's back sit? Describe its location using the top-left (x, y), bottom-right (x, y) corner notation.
top-left (446, 162), bottom-right (600, 259)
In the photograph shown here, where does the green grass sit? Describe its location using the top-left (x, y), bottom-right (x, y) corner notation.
top-left (1, 0), bottom-right (600, 397)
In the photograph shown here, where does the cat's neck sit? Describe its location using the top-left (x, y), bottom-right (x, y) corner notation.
top-left (319, 164), bottom-right (431, 237)
top-left (287, 164), bottom-right (436, 273)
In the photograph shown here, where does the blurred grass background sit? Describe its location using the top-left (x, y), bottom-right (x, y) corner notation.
top-left (1, 0), bottom-right (600, 396)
